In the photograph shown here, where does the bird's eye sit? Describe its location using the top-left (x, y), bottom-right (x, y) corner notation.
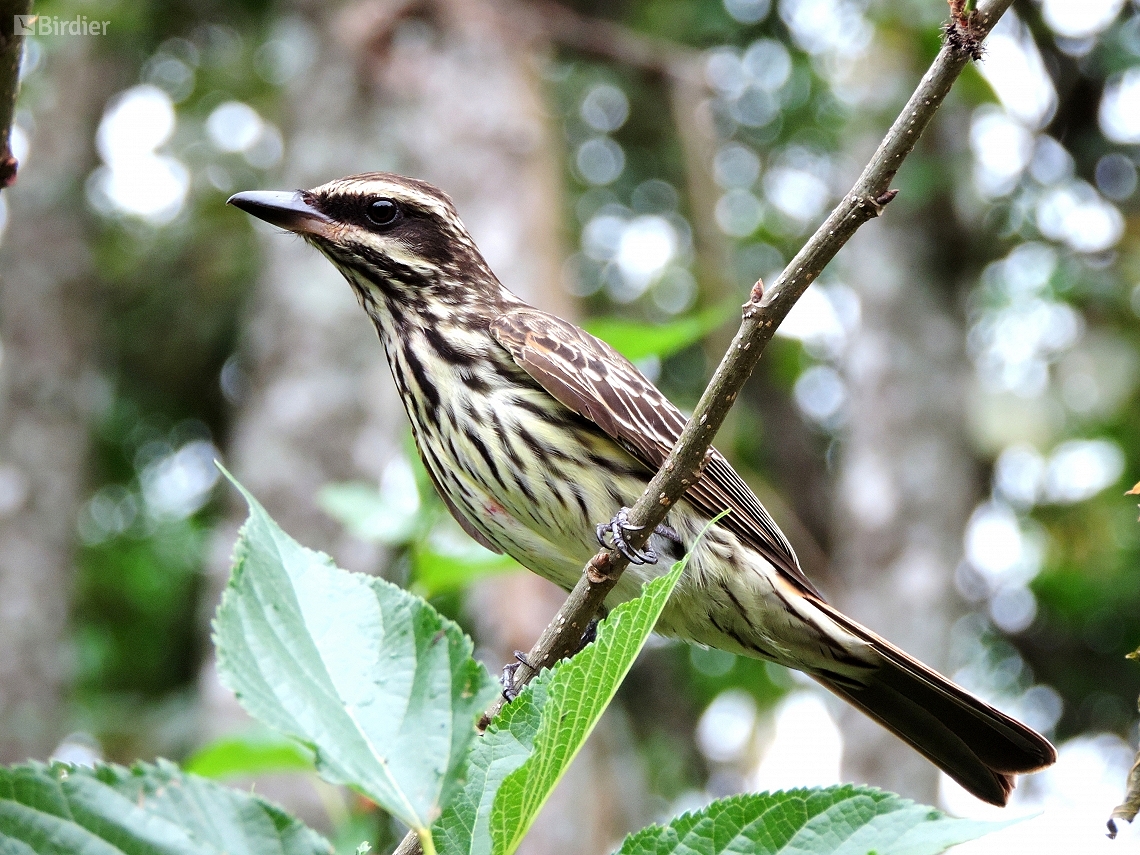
top-left (366, 198), bottom-right (400, 228)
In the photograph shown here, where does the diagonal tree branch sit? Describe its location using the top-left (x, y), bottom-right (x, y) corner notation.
top-left (395, 1), bottom-right (1013, 851)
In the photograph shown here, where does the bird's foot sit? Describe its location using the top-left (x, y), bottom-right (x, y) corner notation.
top-left (579, 618), bottom-right (598, 650)
top-left (595, 507), bottom-right (658, 565)
top-left (501, 651), bottom-right (531, 702)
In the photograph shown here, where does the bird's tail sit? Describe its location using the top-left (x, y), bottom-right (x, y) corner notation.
top-left (809, 601), bottom-right (1057, 806)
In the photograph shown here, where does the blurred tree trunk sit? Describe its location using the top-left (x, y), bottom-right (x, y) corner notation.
top-left (342, 0), bottom-right (570, 311)
top-left (196, 7), bottom-right (408, 822)
top-left (203, 0), bottom-right (640, 846)
top-left (831, 217), bottom-right (977, 804)
top-left (0, 43), bottom-right (115, 761)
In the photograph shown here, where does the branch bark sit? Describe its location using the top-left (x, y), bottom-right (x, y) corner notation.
top-left (394, 2), bottom-right (1013, 851)
top-left (0, 1), bottom-right (31, 188)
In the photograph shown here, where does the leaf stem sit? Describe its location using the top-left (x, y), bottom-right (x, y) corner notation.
top-left (417, 827), bottom-right (437, 855)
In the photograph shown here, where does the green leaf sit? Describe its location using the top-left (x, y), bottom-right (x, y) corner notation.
top-left (614, 786), bottom-right (1016, 855)
top-left (0, 759), bottom-right (331, 855)
top-left (437, 528), bottom-right (718, 855)
top-left (430, 556), bottom-right (685, 855)
top-left (214, 471), bottom-right (500, 843)
top-left (183, 728), bottom-right (314, 779)
top-left (432, 682), bottom-right (543, 855)
top-left (489, 559), bottom-right (687, 854)
top-left (584, 301), bottom-right (736, 362)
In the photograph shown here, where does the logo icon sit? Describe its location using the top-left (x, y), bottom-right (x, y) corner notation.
top-left (11, 15), bottom-right (109, 37)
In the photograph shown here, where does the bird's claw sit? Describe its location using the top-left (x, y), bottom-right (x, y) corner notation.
top-left (580, 618), bottom-right (599, 648)
top-left (595, 507), bottom-right (658, 565)
top-left (501, 650), bottom-right (531, 701)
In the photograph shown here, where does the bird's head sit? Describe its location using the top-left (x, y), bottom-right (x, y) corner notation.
top-left (228, 172), bottom-right (505, 316)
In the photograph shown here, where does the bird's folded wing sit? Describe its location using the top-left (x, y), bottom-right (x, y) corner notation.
top-left (490, 308), bottom-right (820, 598)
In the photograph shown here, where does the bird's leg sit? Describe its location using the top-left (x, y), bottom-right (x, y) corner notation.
top-left (501, 614), bottom-right (601, 701)
top-left (576, 618), bottom-right (599, 651)
top-left (595, 506), bottom-right (663, 565)
top-left (500, 650), bottom-right (531, 701)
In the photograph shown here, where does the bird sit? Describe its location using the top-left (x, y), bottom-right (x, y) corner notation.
top-left (228, 172), bottom-right (1056, 806)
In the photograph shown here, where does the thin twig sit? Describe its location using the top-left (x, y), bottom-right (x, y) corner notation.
top-left (395, 1), bottom-right (1012, 851)
top-left (0, 2), bottom-right (31, 189)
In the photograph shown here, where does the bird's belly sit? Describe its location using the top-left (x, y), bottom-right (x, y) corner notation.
top-left (419, 389), bottom-right (648, 589)
top-left (461, 490), bottom-right (590, 591)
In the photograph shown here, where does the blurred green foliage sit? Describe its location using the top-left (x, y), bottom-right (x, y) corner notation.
top-left (183, 727), bottom-right (314, 779)
top-left (584, 300), bottom-right (737, 361)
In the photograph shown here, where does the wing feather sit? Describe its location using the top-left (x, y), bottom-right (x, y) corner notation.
top-left (490, 308), bottom-right (820, 597)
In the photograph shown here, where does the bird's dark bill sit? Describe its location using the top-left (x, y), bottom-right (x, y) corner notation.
top-left (227, 190), bottom-right (334, 238)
